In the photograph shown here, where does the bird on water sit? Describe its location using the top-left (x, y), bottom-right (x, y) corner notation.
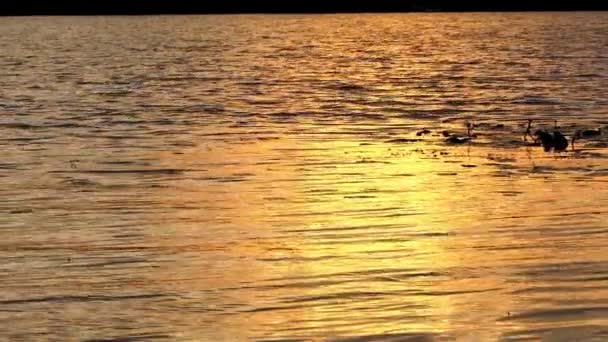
top-left (534, 130), bottom-right (554, 152)
top-left (576, 128), bottom-right (602, 138)
top-left (533, 129), bottom-right (569, 152)
top-left (552, 130), bottom-right (569, 152)
top-left (445, 122), bottom-right (475, 144)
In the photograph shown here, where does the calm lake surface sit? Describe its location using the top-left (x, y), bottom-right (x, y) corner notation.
top-left (2, 12), bottom-right (608, 341)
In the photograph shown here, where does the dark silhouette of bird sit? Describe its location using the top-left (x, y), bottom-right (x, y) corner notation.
top-left (552, 130), bottom-right (569, 152)
top-left (534, 130), bottom-right (554, 152)
top-left (577, 128), bottom-right (602, 138)
top-left (445, 122), bottom-right (474, 144)
top-left (416, 129), bottom-right (432, 136)
top-left (445, 135), bottom-right (470, 144)
top-left (534, 129), bottom-right (569, 152)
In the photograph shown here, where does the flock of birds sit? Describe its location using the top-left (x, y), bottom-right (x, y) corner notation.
top-left (415, 119), bottom-right (603, 152)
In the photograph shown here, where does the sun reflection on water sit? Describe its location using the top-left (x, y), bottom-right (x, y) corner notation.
top-left (144, 125), bottom-right (608, 339)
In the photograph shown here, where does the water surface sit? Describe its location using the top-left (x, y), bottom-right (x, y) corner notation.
top-left (1, 12), bottom-right (608, 341)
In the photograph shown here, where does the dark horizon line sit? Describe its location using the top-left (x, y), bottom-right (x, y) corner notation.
top-left (2, 2), bottom-right (608, 16)
top-left (5, 10), bottom-right (608, 16)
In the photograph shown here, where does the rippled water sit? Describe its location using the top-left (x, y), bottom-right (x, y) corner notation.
top-left (2, 12), bottom-right (608, 341)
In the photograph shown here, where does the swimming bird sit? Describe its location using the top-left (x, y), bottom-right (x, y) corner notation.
top-left (552, 130), bottom-right (569, 152)
top-left (534, 130), bottom-right (554, 152)
top-left (577, 128), bottom-right (602, 138)
top-left (416, 129), bottom-right (432, 136)
top-left (534, 129), bottom-right (569, 152)
top-left (445, 122), bottom-right (474, 144)
top-left (445, 135), bottom-right (470, 144)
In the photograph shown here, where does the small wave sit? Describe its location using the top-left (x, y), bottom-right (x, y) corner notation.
top-left (60, 178), bottom-right (100, 187)
top-left (0, 163), bottom-right (19, 170)
top-left (0, 294), bottom-right (167, 305)
top-left (64, 258), bottom-right (154, 269)
top-left (48, 123), bottom-right (90, 128)
top-left (3, 137), bottom-right (49, 142)
top-left (9, 208), bottom-right (33, 214)
top-left (282, 291), bottom-right (391, 305)
top-left (50, 169), bottom-right (186, 175)
top-left (385, 138), bottom-right (422, 143)
top-left (83, 333), bottom-right (171, 342)
top-left (513, 95), bottom-right (561, 105)
top-left (198, 176), bottom-right (248, 183)
top-left (0, 123), bottom-right (40, 129)
top-left (511, 285), bottom-right (606, 295)
top-left (333, 332), bottom-right (439, 342)
top-left (500, 325), bottom-right (608, 341)
top-left (326, 82), bottom-right (369, 92)
top-left (499, 307), bottom-right (608, 322)
top-left (244, 98), bottom-right (283, 106)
